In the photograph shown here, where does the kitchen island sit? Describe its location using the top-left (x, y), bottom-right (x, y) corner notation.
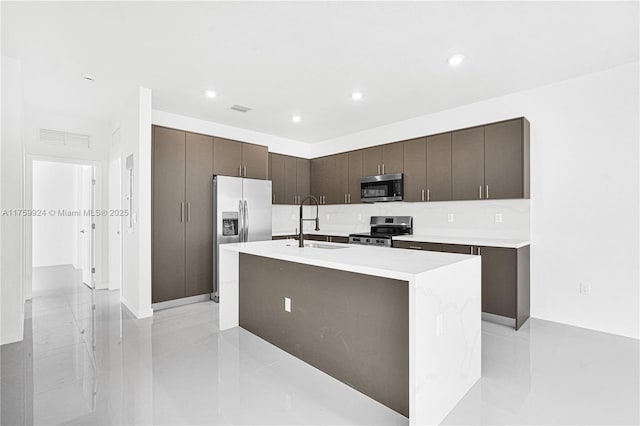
top-left (219, 239), bottom-right (481, 425)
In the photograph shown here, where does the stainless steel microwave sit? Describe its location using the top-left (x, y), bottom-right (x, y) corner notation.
top-left (360, 173), bottom-right (404, 203)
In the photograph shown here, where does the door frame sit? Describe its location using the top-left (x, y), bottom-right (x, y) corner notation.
top-left (108, 157), bottom-right (122, 291)
top-left (25, 155), bottom-right (103, 298)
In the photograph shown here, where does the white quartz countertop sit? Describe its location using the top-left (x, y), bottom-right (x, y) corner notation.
top-left (273, 230), bottom-right (530, 248)
top-left (220, 239), bottom-right (475, 281)
top-left (394, 234), bottom-right (530, 249)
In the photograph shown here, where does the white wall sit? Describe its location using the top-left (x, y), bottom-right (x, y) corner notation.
top-left (309, 62), bottom-right (640, 339)
top-left (1, 56), bottom-right (25, 345)
top-left (114, 87), bottom-right (153, 319)
top-left (23, 107), bottom-right (110, 292)
top-left (32, 161), bottom-right (81, 267)
top-left (152, 110), bottom-right (312, 158)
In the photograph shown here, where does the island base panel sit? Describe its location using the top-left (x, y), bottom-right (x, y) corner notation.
top-left (239, 253), bottom-right (409, 417)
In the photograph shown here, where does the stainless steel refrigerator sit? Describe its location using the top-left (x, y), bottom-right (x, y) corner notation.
top-left (212, 176), bottom-right (272, 302)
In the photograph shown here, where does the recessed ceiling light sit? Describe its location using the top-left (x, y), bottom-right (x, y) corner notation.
top-left (292, 115), bottom-right (301, 123)
top-left (205, 90), bottom-right (217, 98)
top-left (351, 92), bottom-right (363, 101)
top-left (81, 73), bottom-right (96, 82)
top-left (448, 54), bottom-right (465, 66)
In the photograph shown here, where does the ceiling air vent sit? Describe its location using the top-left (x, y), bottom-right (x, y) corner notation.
top-left (40, 129), bottom-right (91, 149)
top-left (230, 104), bottom-right (251, 113)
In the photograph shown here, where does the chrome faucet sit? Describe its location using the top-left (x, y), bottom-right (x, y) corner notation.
top-left (299, 195), bottom-right (320, 247)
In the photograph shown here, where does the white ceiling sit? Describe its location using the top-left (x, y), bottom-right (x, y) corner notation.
top-left (2, 1), bottom-right (638, 143)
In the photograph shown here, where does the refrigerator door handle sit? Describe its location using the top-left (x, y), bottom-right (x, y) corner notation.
top-left (244, 200), bottom-right (249, 241)
top-left (238, 200), bottom-right (244, 242)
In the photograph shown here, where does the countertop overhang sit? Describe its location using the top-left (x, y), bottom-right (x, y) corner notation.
top-left (220, 239), bottom-right (476, 281)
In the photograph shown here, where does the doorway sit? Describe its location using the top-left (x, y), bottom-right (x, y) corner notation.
top-left (31, 160), bottom-right (96, 291)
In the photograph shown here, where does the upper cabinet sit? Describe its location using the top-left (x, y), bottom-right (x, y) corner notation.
top-left (270, 153), bottom-right (310, 204)
top-left (310, 155), bottom-right (336, 205)
top-left (451, 118), bottom-right (530, 201)
top-left (213, 137), bottom-right (268, 179)
top-left (362, 142), bottom-right (404, 176)
top-left (347, 150), bottom-right (363, 204)
top-left (426, 133), bottom-right (453, 201)
top-left (452, 127), bottom-right (485, 200)
top-left (402, 137), bottom-right (427, 202)
top-left (484, 118), bottom-right (530, 199)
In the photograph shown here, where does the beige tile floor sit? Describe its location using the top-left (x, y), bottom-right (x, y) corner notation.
top-left (1, 265), bottom-right (638, 425)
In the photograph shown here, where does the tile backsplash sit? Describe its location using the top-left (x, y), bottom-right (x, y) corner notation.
top-left (273, 199), bottom-right (530, 239)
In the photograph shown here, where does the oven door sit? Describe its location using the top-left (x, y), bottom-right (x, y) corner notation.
top-left (360, 173), bottom-right (403, 203)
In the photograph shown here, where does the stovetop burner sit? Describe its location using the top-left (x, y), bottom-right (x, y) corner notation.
top-left (349, 216), bottom-right (413, 247)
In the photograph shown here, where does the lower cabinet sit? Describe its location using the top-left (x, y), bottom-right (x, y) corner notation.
top-left (393, 240), bottom-right (530, 329)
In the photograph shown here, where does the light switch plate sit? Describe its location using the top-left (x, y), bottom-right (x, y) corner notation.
top-left (447, 213), bottom-right (454, 223)
top-left (284, 297), bottom-right (292, 312)
top-left (495, 213), bottom-right (503, 223)
top-left (580, 283), bottom-right (591, 296)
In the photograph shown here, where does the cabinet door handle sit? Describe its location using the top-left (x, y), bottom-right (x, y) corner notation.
top-left (478, 247), bottom-right (481, 256)
top-left (421, 189), bottom-right (425, 201)
top-left (180, 202), bottom-right (184, 222)
top-left (348, 193), bottom-right (351, 204)
top-left (486, 185), bottom-right (489, 199)
top-left (479, 185), bottom-right (483, 199)
top-left (382, 164), bottom-right (385, 174)
top-left (238, 165), bottom-right (242, 177)
top-left (409, 246), bottom-right (423, 250)
top-left (470, 246), bottom-right (473, 255)
top-left (427, 188), bottom-right (430, 201)
top-left (244, 165), bottom-right (247, 177)
top-left (187, 202), bottom-right (191, 222)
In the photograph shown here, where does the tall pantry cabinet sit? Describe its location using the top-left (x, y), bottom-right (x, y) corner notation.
top-left (152, 126), bottom-right (213, 303)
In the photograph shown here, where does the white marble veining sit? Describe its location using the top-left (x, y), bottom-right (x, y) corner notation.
top-left (2, 265), bottom-right (638, 426)
top-left (219, 240), bottom-right (482, 425)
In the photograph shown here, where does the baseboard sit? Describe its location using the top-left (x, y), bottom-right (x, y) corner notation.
top-left (120, 295), bottom-right (153, 319)
top-left (152, 294), bottom-right (212, 311)
top-left (1, 330), bottom-right (24, 346)
top-left (482, 312), bottom-right (516, 328)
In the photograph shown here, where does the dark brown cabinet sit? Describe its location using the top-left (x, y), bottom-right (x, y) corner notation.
top-left (184, 132), bottom-right (214, 297)
top-left (402, 138), bottom-right (427, 202)
top-left (152, 126), bottom-right (213, 303)
top-left (335, 153), bottom-right (349, 204)
top-left (363, 142), bottom-right (403, 176)
top-left (484, 118), bottom-right (530, 199)
top-left (347, 150), bottom-right (363, 203)
top-left (214, 137), bottom-right (268, 179)
top-left (270, 154), bottom-right (310, 205)
top-left (451, 118), bottom-right (530, 201)
top-left (426, 133), bottom-right (453, 201)
top-left (392, 239), bottom-right (530, 329)
top-left (213, 137), bottom-right (242, 177)
top-left (311, 151), bottom-right (362, 205)
top-left (452, 127), bottom-right (485, 200)
top-left (310, 155), bottom-right (337, 205)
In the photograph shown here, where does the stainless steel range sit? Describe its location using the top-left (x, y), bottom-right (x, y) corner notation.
top-left (348, 216), bottom-right (413, 247)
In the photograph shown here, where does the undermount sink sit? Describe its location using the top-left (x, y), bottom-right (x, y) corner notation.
top-left (286, 242), bottom-right (349, 250)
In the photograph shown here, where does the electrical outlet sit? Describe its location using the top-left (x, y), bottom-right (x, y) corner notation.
top-left (284, 297), bottom-right (291, 312)
top-left (495, 213), bottom-right (503, 223)
top-left (447, 213), bottom-right (454, 223)
top-left (580, 283), bottom-right (591, 296)
top-left (436, 314), bottom-right (444, 336)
